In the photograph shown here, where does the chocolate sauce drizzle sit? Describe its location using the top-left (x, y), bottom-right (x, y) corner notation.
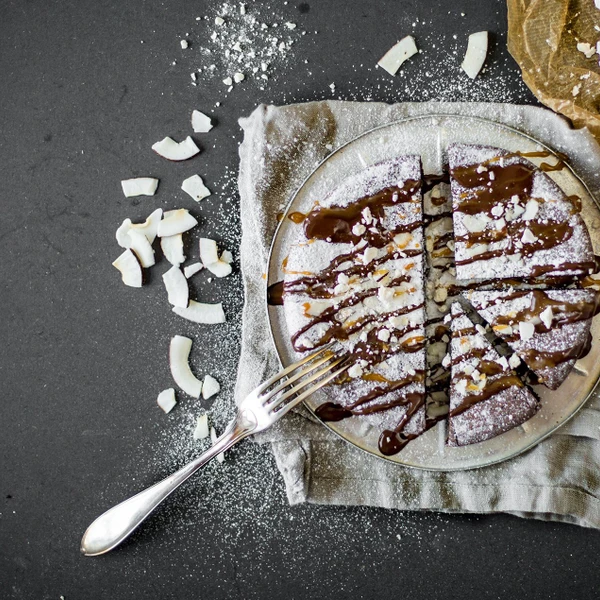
top-left (450, 153), bottom-right (590, 275)
top-left (302, 181), bottom-right (421, 246)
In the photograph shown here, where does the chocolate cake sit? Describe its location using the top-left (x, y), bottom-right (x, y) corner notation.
top-left (465, 289), bottom-right (600, 390)
top-left (448, 144), bottom-right (595, 285)
top-left (281, 156), bottom-right (428, 455)
top-left (447, 302), bottom-right (539, 446)
top-left (274, 143), bottom-right (600, 457)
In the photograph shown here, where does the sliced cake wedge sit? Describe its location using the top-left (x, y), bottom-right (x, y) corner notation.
top-left (281, 156), bottom-right (427, 456)
top-left (447, 302), bottom-right (539, 446)
top-left (464, 289), bottom-right (599, 390)
top-left (447, 144), bottom-right (595, 286)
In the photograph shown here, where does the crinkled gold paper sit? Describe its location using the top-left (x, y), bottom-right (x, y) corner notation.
top-left (508, 0), bottom-right (600, 143)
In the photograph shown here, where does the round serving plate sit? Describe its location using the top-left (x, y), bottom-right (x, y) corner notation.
top-left (266, 113), bottom-right (600, 471)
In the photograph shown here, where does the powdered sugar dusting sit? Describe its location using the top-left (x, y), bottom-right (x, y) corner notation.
top-left (183, 2), bottom-right (310, 93)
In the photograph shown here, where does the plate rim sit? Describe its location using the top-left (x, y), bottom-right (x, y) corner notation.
top-left (265, 112), bottom-right (600, 472)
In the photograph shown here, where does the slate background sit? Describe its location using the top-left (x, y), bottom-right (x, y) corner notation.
top-left (2, 0), bottom-right (600, 598)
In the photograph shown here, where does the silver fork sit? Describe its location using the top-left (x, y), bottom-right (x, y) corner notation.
top-left (80, 346), bottom-right (349, 556)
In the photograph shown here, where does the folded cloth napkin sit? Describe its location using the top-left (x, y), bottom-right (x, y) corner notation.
top-left (235, 100), bottom-right (600, 529)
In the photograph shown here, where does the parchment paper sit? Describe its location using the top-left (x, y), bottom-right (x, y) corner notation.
top-left (508, 0), bottom-right (600, 143)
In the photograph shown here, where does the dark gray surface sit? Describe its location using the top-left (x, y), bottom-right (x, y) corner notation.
top-left (2, 0), bottom-right (599, 598)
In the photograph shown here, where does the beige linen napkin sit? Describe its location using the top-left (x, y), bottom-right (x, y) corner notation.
top-left (235, 100), bottom-right (600, 528)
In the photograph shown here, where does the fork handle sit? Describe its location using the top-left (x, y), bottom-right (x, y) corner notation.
top-left (80, 410), bottom-right (256, 556)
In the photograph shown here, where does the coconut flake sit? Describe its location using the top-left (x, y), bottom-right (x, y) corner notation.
top-left (521, 199), bottom-right (539, 221)
top-left (193, 414), bottom-right (209, 440)
top-left (210, 427), bottom-right (225, 463)
top-left (152, 136), bottom-right (200, 161)
top-left (127, 229), bottom-right (155, 268)
top-left (112, 249), bottom-right (143, 287)
top-left (207, 260), bottom-right (232, 278)
top-left (461, 31), bottom-right (488, 79)
top-left (157, 388), bottom-right (177, 413)
top-left (157, 209), bottom-right (198, 237)
top-left (162, 266), bottom-right (189, 308)
top-left (540, 306), bottom-right (554, 329)
top-left (199, 238), bottom-right (220, 265)
top-left (518, 321), bottom-right (535, 342)
top-left (121, 177), bottom-right (159, 197)
top-left (116, 219), bottom-right (134, 248)
top-left (173, 300), bottom-right (226, 324)
top-left (348, 364), bottom-right (363, 378)
top-left (116, 208), bottom-right (163, 248)
top-left (377, 36), bottom-right (418, 76)
top-left (191, 110), bottom-right (213, 133)
top-left (202, 374), bottom-right (221, 399)
top-left (184, 262), bottom-right (204, 278)
top-left (182, 174), bottom-right (211, 202)
top-left (161, 234), bottom-right (185, 265)
top-left (169, 335), bottom-right (203, 398)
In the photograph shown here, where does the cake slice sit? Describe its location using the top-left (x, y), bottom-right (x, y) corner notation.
top-left (464, 289), bottom-right (599, 390)
top-left (282, 156), bottom-right (427, 455)
top-left (447, 302), bottom-right (539, 446)
top-left (448, 144), bottom-right (595, 285)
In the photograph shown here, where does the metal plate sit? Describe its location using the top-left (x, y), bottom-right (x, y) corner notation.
top-left (266, 114), bottom-right (600, 471)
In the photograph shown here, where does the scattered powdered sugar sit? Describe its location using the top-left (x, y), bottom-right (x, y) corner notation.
top-left (184, 2), bottom-right (310, 92)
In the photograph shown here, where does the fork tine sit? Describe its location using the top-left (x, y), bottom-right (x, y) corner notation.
top-left (254, 344), bottom-right (333, 396)
top-left (271, 360), bottom-right (351, 418)
top-left (267, 356), bottom-right (350, 411)
top-left (261, 352), bottom-right (339, 405)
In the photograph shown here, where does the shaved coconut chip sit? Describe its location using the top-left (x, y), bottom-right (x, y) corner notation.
top-left (182, 174), bottom-right (211, 202)
top-left (210, 427), bottom-right (225, 463)
top-left (540, 306), bottom-right (554, 329)
top-left (152, 136), bottom-right (200, 161)
top-left (157, 388), bottom-right (177, 413)
top-left (121, 177), bottom-right (159, 197)
top-left (519, 321), bottom-right (535, 342)
top-left (461, 31), bottom-right (488, 79)
top-left (131, 208), bottom-right (163, 243)
top-left (162, 266), bottom-right (189, 308)
top-left (199, 238), bottom-right (219, 265)
top-left (169, 335), bottom-right (203, 398)
top-left (377, 36), bottom-right (418, 76)
top-left (161, 234), bottom-right (185, 265)
top-left (206, 260), bottom-right (232, 278)
top-left (112, 249), bottom-right (142, 287)
top-left (173, 300), bottom-right (226, 324)
top-left (127, 229), bottom-right (155, 267)
top-left (202, 375), bottom-right (220, 399)
top-left (116, 219), bottom-right (133, 248)
top-left (220, 250), bottom-right (233, 264)
top-left (116, 209), bottom-right (163, 248)
top-left (193, 414), bottom-right (209, 440)
top-left (157, 208), bottom-right (198, 237)
top-left (191, 110), bottom-right (213, 133)
top-left (184, 262), bottom-right (204, 278)
top-left (200, 239), bottom-right (232, 277)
